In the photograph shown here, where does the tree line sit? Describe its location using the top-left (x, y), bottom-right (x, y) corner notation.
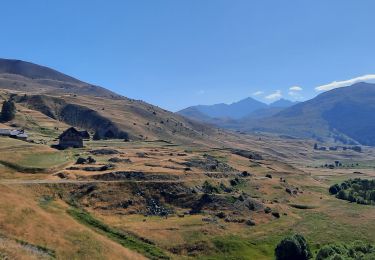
top-left (329, 178), bottom-right (375, 205)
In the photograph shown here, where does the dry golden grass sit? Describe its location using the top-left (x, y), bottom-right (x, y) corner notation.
top-left (1, 103), bottom-right (375, 259)
top-left (0, 184), bottom-right (146, 259)
top-left (0, 238), bottom-right (49, 260)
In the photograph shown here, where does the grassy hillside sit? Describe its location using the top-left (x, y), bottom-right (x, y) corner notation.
top-left (0, 58), bottom-right (219, 146)
top-left (0, 133), bottom-right (374, 259)
top-left (0, 58), bottom-right (121, 99)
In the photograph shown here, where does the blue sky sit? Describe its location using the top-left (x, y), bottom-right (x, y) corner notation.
top-left (1, 1), bottom-right (375, 111)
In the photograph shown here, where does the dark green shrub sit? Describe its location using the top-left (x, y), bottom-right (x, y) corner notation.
top-left (316, 243), bottom-right (347, 260)
top-left (1, 100), bottom-right (16, 122)
top-left (316, 241), bottom-right (375, 260)
top-left (337, 190), bottom-right (348, 200)
top-left (202, 181), bottom-right (220, 194)
top-left (329, 184), bottom-right (341, 195)
top-left (275, 234), bottom-right (312, 260)
top-left (352, 146), bottom-right (362, 153)
top-left (230, 177), bottom-right (243, 186)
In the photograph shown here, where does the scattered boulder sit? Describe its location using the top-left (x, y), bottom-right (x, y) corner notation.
top-left (76, 156), bottom-right (96, 164)
top-left (230, 177), bottom-right (243, 186)
top-left (115, 200), bottom-right (133, 209)
top-left (240, 171), bottom-right (252, 177)
top-left (215, 212), bottom-right (226, 219)
top-left (264, 207), bottom-right (272, 214)
top-left (285, 187), bottom-right (298, 195)
top-left (146, 198), bottom-right (172, 216)
top-left (82, 164), bottom-right (115, 171)
top-left (90, 149), bottom-right (120, 155)
top-left (136, 152), bottom-right (148, 158)
top-left (202, 217), bottom-right (217, 223)
top-left (66, 166), bottom-right (80, 170)
top-left (224, 217), bottom-right (246, 223)
top-left (87, 156), bottom-right (96, 164)
top-left (76, 157), bottom-right (87, 164)
top-left (245, 219), bottom-right (256, 226)
top-left (55, 172), bottom-right (68, 179)
top-left (230, 149), bottom-right (263, 160)
top-left (108, 157), bottom-right (132, 163)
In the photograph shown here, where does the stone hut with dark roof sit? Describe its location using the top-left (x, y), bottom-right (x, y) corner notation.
top-left (58, 127), bottom-right (83, 149)
top-left (79, 130), bottom-right (90, 140)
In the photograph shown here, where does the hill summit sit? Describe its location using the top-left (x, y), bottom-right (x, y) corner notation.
top-left (0, 58), bottom-right (216, 144)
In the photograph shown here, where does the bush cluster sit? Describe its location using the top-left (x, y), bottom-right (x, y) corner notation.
top-left (316, 241), bottom-right (375, 260)
top-left (275, 235), bottom-right (375, 260)
top-left (329, 178), bottom-right (375, 205)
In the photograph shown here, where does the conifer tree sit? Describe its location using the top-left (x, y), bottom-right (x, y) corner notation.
top-left (1, 100), bottom-right (16, 122)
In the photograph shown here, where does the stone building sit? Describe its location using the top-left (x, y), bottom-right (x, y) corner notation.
top-left (58, 127), bottom-right (83, 149)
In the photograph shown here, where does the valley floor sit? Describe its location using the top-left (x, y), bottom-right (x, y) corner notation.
top-left (0, 136), bottom-right (374, 259)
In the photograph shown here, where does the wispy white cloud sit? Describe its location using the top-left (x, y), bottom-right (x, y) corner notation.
top-left (265, 90), bottom-right (282, 100)
top-left (289, 86), bottom-right (302, 91)
top-left (252, 91), bottom-right (264, 96)
top-left (288, 85), bottom-right (303, 100)
top-left (315, 74), bottom-right (375, 92)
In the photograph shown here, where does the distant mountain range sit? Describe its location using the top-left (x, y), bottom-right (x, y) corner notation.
top-left (178, 83), bottom-right (375, 146)
top-left (178, 98), bottom-right (297, 120)
top-left (244, 82), bottom-right (375, 146)
top-left (269, 98), bottom-right (298, 108)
